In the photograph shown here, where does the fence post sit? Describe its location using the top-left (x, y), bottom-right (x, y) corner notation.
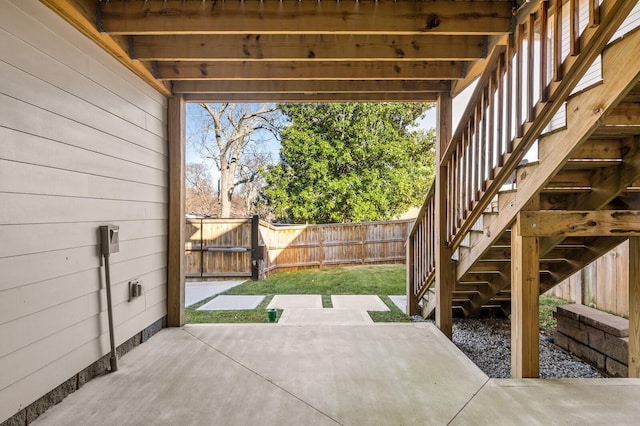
top-left (318, 225), bottom-right (323, 267)
top-left (251, 215), bottom-right (259, 280)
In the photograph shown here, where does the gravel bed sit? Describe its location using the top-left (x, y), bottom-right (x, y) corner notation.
top-left (451, 318), bottom-right (603, 379)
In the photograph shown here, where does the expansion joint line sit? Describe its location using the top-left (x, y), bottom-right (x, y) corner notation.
top-left (446, 377), bottom-right (491, 425)
top-left (183, 328), bottom-right (345, 426)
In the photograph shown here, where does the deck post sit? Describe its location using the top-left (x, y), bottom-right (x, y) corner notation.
top-left (167, 95), bottom-right (186, 327)
top-left (629, 237), bottom-right (640, 377)
top-left (511, 205), bottom-right (540, 378)
top-left (406, 233), bottom-right (419, 316)
top-left (435, 92), bottom-right (454, 339)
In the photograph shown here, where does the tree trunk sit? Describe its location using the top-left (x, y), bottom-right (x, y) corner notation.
top-left (219, 169), bottom-right (231, 217)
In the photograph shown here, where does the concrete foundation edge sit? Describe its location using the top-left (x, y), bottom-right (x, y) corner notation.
top-left (1, 317), bottom-right (167, 426)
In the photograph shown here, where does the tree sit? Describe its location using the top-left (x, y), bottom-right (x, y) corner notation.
top-left (185, 162), bottom-right (217, 215)
top-left (189, 103), bottom-right (280, 217)
top-left (262, 103), bottom-right (435, 223)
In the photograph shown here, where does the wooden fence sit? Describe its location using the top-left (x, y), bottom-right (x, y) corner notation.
top-left (546, 241), bottom-right (630, 318)
top-left (260, 219), bottom-right (411, 274)
top-left (185, 217), bottom-right (258, 279)
top-left (185, 217), bottom-right (412, 279)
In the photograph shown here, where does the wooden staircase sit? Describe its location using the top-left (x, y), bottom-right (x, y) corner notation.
top-left (453, 52), bottom-right (640, 316)
top-left (407, 0), bottom-right (640, 322)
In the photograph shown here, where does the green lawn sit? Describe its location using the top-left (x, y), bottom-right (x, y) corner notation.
top-left (186, 264), bottom-right (409, 324)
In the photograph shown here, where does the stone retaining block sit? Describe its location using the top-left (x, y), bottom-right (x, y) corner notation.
top-left (554, 304), bottom-right (629, 377)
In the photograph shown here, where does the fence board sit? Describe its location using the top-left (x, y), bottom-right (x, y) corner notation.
top-left (547, 240), bottom-right (630, 317)
top-left (186, 218), bottom-right (412, 278)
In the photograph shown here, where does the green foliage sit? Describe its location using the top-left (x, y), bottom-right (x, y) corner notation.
top-left (539, 295), bottom-right (570, 333)
top-left (262, 103), bottom-right (435, 223)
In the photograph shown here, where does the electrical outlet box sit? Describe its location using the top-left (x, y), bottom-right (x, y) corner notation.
top-left (99, 225), bottom-right (120, 255)
top-left (129, 279), bottom-right (143, 301)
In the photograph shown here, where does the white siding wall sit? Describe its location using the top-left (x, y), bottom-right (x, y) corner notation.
top-left (0, 1), bottom-right (168, 421)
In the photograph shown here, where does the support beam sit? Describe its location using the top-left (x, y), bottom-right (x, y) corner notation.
top-left (519, 210), bottom-right (640, 237)
top-left (436, 92), bottom-right (454, 339)
top-left (511, 208), bottom-right (540, 378)
top-left (156, 61), bottom-right (466, 81)
top-left (629, 237), bottom-right (640, 377)
top-left (172, 79), bottom-right (451, 95)
top-left (167, 95), bottom-right (185, 327)
top-left (132, 34), bottom-right (487, 61)
top-left (182, 92), bottom-right (439, 103)
top-left (100, 1), bottom-right (512, 36)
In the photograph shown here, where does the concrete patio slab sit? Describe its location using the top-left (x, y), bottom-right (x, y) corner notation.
top-left (196, 295), bottom-right (265, 311)
top-left (30, 324), bottom-right (640, 426)
top-left (278, 308), bottom-right (373, 325)
top-left (32, 323), bottom-right (488, 425)
top-left (389, 295), bottom-right (407, 312)
top-left (185, 280), bottom-right (245, 307)
top-left (331, 295), bottom-right (389, 311)
top-left (450, 378), bottom-right (640, 425)
top-left (267, 294), bottom-right (323, 310)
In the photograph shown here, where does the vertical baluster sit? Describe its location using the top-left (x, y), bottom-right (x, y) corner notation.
top-left (506, 33), bottom-right (514, 152)
top-left (478, 93), bottom-right (486, 194)
top-left (430, 198), bottom-right (435, 270)
top-left (455, 143), bottom-right (461, 235)
top-left (497, 54), bottom-right (505, 166)
top-left (554, 0), bottom-right (563, 81)
top-left (516, 23), bottom-right (524, 138)
top-left (469, 116), bottom-right (475, 207)
top-left (466, 123), bottom-right (473, 212)
top-left (448, 157), bottom-right (454, 239)
top-left (489, 70), bottom-right (496, 179)
top-left (528, 13), bottom-right (536, 122)
top-left (589, 0), bottom-right (600, 27)
top-left (540, 0), bottom-right (549, 103)
top-left (458, 143), bottom-right (464, 230)
top-left (570, 0), bottom-right (580, 55)
top-left (474, 104), bottom-right (481, 203)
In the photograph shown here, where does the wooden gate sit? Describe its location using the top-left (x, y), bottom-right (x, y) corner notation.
top-left (185, 216), bottom-right (259, 280)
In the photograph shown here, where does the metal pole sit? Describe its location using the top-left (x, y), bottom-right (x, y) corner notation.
top-left (103, 253), bottom-right (118, 372)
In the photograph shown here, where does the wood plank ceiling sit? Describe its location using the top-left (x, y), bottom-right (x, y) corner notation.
top-left (41, 0), bottom-right (515, 102)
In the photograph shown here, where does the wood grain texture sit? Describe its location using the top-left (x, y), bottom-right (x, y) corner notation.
top-left (519, 210), bottom-right (640, 237)
top-left (100, 1), bottom-right (512, 35)
top-left (436, 92), bottom-right (454, 339)
top-left (511, 216), bottom-right (540, 378)
top-left (629, 237), bottom-right (640, 377)
top-left (167, 95), bottom-right (185, 327)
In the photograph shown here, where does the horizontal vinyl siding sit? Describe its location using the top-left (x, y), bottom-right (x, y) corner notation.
top-left (0, 1), bottom-right (168, 422)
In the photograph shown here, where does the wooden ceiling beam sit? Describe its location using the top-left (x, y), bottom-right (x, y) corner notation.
top-left (172, 79), bottom-right (450, 94)
top-left (132, 34), bottom-right (488, 61)
top-left (100, 1), bottom-right (513, 36)
top-left (158, 60), bottom-right (466, 80)
top-left (182, 92), bottom-right (439, 102)
top-left (39, 0), bottom-right (171, 96)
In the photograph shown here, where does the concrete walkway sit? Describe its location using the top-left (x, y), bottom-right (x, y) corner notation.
top-left (31, 324), bottom-right (640, 425)
top-left (185, 280), bottom-right (246, 307)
